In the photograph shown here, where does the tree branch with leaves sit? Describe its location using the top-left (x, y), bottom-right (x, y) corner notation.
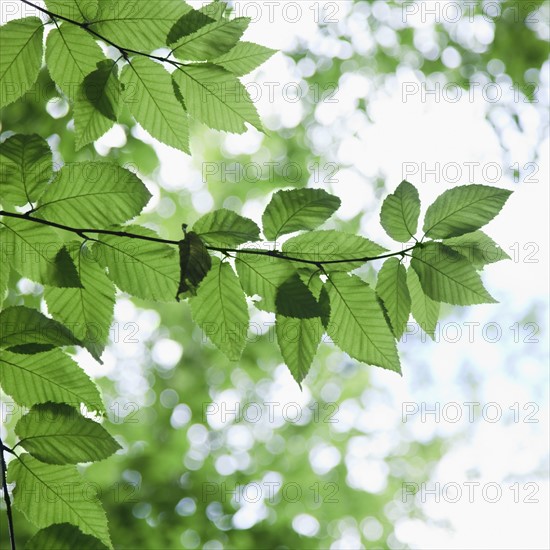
top-left (0, 1), bottom-right (514, 548)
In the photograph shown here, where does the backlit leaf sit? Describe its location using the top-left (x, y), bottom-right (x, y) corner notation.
top-left (0, 218), bottom-right (63, 285)
top-left (89, 0), bottom-right (190, 52)
top-left (0, 306), bottom-right (80, 350)
top-left (411, 242), bottom-right (497, 305)
top-left (380, 180), bottom-right (420, 242)
top-left (191, 258), bottom-right (248, 360)
top-left (167, 9), bottom-right (216, 45)
top-left (0, 134), bottom-right (52, 207)
top-left (74, 61), bottom-right (121, 150)
top-left (45, 0), bottom-right (99, 22)
top-left (407, 268), bottom-right (439, 340)
top-left (423, 184), bottom-right (513, 239)
top-left (96, 226), bottom-right (179, 301)
top-left (262, 188), bottom-right (341, 241)
top-left (0, 261), bottom-right (8, 308)
top-left (275, 273), bottom-right (323, 319)
top-left (326, 273), bottom-right (401, 373)
top-left (16, 403), bottom-right (120, 464)
top-left (45, 24), bottom-right (105, 98)
top-left (376, 258), bottom-right (411, 340)
top-left (235, 252), bottom-right (295, 312)
top-left (26, 524), bottom-right (108, 550)
top-left (44, 241), bottom-right (116, 360)
top-left (283, 230), bottom-right (387, 272)
top-left (192, 209), bottom-right (260, 247)
top-left (0, 348), bottom-right (102, 411)
top-left (276, 315), bottom-right (323, 386)
top-left (214, 42), bottom-right (276, 76)
top-left (0, 17), bottom-right (43, 108)
top-left (170, 17), bottom-right (249, 61)
top-left (176, 230), bottom-right (212, 299)
top-left (9, 454), bottom-right (112, 549)
top-left (34, 162), bottom-right (151, 227)
top-left (443, 230), bottom-right (510, 268)
top-left (172, 63), bottom-right (261, 133)
top-left (121, 57), bottom-right (190, 152)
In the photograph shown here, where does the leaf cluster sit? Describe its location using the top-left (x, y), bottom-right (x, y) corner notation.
top-left (1, 137), bottom-right (513, 390)
top-left (0, 0), bottom-right (276, 151)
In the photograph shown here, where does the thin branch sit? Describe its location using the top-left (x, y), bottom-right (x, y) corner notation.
top-left (0, 210), bottom-right (418, 267)
top-left (18, 0), bottom-right (190, 68)
top-left (0, 438), bottom-right (16, 550)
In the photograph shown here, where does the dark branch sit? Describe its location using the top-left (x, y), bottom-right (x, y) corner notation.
top-left (0, 210), bottom-right (418, 267)
top-left (0, 438), bottom-right (16, 550)
top-left (18, 0), bottom-right (191, 68)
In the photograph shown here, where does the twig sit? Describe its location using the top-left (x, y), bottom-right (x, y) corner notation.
top-left (18, 0), bottom-right (190, 68)
top-left (0, 210), bottom-right (418, 267)
top-left (0, 438), bottom-right (16, 550)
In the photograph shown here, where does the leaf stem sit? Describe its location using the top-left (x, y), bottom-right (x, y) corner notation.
top-left (0, 210), bottom-right (418, 267)
top-left (0, 438), bottom-right (16, 550)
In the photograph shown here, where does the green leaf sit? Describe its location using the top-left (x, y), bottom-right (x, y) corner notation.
top-left (33, 162), bottom-right (151, 227)
top-left (192, 209), bottom-right (260, 247)
top-left (45, 24), bottom-right (105, 98)
top-left (0, 218), bottom-right (63, 285)
top-left (443, 230), bottom-right (511, 268)
top-left (411, 242), bottom-right (497, 305)
top-left (0, 348), bottom-right (103, 411)
top-left (275, 273), bottom-right (322, 318)
top-left (170, 17), bottom-right (249, 61)
top-left (50, 246), bottom-right (82, 288)
top-left (121, 57), bottom-right (190, 152)
top-left (423, 184), bottom-right (513, 239)
top-left (276, 315), bottom-right (323, 386)
top-left (275, 272), bottom-right (326, 384)
top-left (176, 230), bottom-right (212, 299)
top-left (44, 242), bottom-right (116, 360)
top-left (262, 188), bottom-right (341, 241)
top-left (167, 9), bottom-right (216, 44)
top-left (326, 273), bottom-right (401, 373)
top-left (89, 0), bottom-right (190, 51)
top-left (407, 268), bottom-right (439, 340)
top-left (380, 180), bottom-right (420, 242)
top-left (235, 252), bottom-right (295, 312)
top-left (199, 1), bottom-right (227, 21)
top-left (376, 258), bottom-right (411, 340)
top-left (0, 260), bottom-right (9, 309)
top-left (298, 269), bottom-right (323, 298)
top-left (282, 230), bottom-right (388, 272)
top-left (15, 403), bottom-right (120, 464)
top-left (8, 454), bottom-right (112, 549)
top-left (26, 524), bottom-right (108, 550)
top-left (172, 63), bottom-right (261, 133)
top-left (74, 61), bottom-right (121, 150)
top-left (45, 0), bottom-right (99, 22)
top-left (96, 226), bottom-right (179, 301)
top-left (298, 273), bottom-right (331, 328)
top-left (0, 17), bottom-right (43, 108)
top-left (190, 259), bottom-right (248, 361)
top-left (214, 41), bottom-right (277, 76)
top-left (0, 134), bottom-right (53, 207)
top-left (0, 306), bottom-right (80, 350)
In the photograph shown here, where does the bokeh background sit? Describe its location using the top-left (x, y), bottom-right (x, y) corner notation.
top-left (1, 0), bottom-right (549, 548)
